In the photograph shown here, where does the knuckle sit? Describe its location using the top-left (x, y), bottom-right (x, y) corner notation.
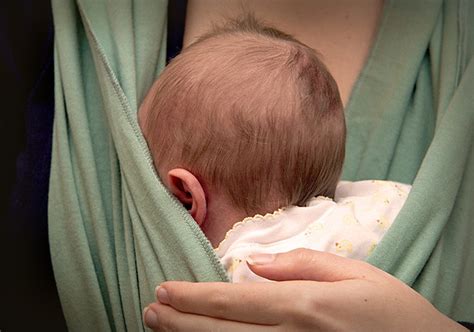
top-left (292, 248), bottom-right (314, 262)
top-left (288, 291), bottom-right (322, 326)
top-left (290, 248), bottom-right (319, 270)
top-left (208, 290), bottom-right (230, 317)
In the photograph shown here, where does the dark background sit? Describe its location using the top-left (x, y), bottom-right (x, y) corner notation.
top-left (1, 1), bottom-right (473, 331)
top-left (0, 1), bottom-right (186, 330)
top-left (0, 0), bottom-right (66, 331)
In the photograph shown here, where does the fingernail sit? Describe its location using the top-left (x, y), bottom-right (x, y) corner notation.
top-left (143, 306), bottom-right (158, 327)
top-left (247, 253), bottom-right (275, 265)
top-left (156, 286), bottom-right (170, 304)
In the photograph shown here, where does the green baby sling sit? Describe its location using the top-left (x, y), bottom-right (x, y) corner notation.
top-left (49, 0), bottom-right (474, 330)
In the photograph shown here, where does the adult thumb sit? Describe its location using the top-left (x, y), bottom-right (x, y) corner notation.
top-left (247, 248), bottom-right (378, 282)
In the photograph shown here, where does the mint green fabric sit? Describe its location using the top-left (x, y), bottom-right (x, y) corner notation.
top-left (49, 1), bottom-right (227, 331)
top-left (49, 0), bottom-right (473, 330)
top-left (344, 0), bottom-right (474, 321)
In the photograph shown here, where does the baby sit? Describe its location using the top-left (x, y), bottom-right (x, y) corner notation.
top-left (139, 16), bottom-right (411, 282)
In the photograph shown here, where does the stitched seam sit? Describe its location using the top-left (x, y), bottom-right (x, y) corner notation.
top-left (76, 1), bottom-right (228, 282)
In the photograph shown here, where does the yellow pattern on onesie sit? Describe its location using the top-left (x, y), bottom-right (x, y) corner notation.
top-left (216, 180), bottom-right (412, 283)
top-left (335, 239), bottom-right (353, 254)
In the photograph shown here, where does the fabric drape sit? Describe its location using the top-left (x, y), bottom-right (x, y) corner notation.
top-left (344, 0), bottom-right (474, 319)
top-left (50, 1), bottom-right (227, 331)
top-left (49, 0), bottom-right (473, 330)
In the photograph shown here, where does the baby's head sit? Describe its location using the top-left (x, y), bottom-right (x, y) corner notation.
top-left (139, 16), bottom-right (345, 245)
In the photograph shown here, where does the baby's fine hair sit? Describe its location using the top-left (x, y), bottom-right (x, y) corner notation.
top-left (140, 15), bottom-right (346, 214)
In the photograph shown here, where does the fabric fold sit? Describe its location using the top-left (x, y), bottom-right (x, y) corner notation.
top-left (344, 0), bottom-right (474, 319)
top-left (49, 1), bottom-right (227, 331)
top-left (49, 0), bottom-right (474, 330)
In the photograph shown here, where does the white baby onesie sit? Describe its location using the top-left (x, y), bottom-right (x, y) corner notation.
top-left (215, 180), bottom-right (411, 283)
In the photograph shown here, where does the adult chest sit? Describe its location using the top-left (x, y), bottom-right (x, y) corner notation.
top-left (183, 0), bottom-right (384, 106)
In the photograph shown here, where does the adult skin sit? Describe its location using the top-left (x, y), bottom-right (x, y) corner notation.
top-left (143, 249), bottom-right (466, 331)
top-left (183, 0), bottom-right (384, 106)
top-left (143, 0), bottom-right (468, 330)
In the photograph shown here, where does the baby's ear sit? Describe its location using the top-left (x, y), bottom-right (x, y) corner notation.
top-left (167, 168), bottom-right (207, 226)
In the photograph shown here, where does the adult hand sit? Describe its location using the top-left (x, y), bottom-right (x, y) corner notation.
top-left (143, 249), bottom-right (467, 331)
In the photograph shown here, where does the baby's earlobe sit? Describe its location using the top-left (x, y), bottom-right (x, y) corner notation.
top-left (167, 168), bottom-right (208, 225)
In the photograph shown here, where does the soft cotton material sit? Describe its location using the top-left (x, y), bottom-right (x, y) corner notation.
top-left (217, 181), bottom-right (411, 283)
top-left (49, 1), bottom-right (474, 330)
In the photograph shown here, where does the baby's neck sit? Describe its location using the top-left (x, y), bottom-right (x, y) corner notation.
top-left (201, 203), bottom-right (248, 248)
top-left (199, 188), bottom-right (285, 247)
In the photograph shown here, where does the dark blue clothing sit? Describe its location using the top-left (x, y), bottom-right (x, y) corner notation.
top-left (166, 0), bottom-right (187, 63)
top-left (1, 1), bottom-right (65, 330)
top-left (7, 2), bottom-right (471, 331)
top-left (0, 1), bottom-right (186, 330)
